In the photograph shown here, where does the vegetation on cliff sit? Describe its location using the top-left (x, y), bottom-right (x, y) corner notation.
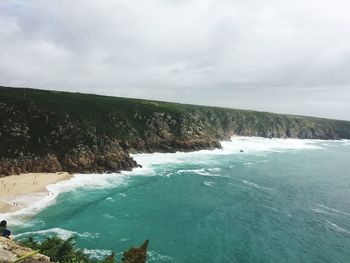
top-left (1, 86), bottom-right (350, 176)
top-left (0, 236), bottom-right (148, 263)
top-left (21, 236), bottom-right (148, 263)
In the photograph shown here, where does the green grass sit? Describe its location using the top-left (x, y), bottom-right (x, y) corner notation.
top-left (1, 85), bottom-right (349, 160)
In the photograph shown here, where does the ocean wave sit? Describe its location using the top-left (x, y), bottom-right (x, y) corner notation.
top-left (120, 165), bottom-right (156, 176)
top-left (311, 208), bottom-right (333, 215)
top-left (336, 139), bottom-right (350, 146)
top-left (48, 173), bottom-right (128, 192)
top-left (147, 250), bottom-right (173, 262)
top-left (130, 152), bottom-right (185, 167)
top-left (0, 172), bottom-right (131, 224)
top-left (176, 168), bottom-right (222, 177)
top-left (0, 192), bottom-right (61, 223)
top-left (85, 244), bottom-right (173, 261)
top-left (103, 213), bottom-right (115, 220)
top-left (125, 137), bottom-right (335, 185)
top-left (326, 220), bottom-right (350, 234)
top-left (14, 227), bottom-right (99, 240)
top-left (242, 180), bottom-right (275, 192)
top-left (207, 167), bottom-right (221, 172)
top-left (131, 137), bottom-right (325, 170)
top-left (177, 169), bottom-right (210, 176)
top-left (203, 181), bottom-right (215, 187)
top-left (318, 204), bottom-right (350, 217)
top-left (83, 248), bottom-right (115, 259)
top-left (220, 136), bottom-right (323, 154)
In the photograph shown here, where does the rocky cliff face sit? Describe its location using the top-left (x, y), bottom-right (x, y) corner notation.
top-left (0, 99), bottom-right (137, 176)
top-left (1, 86), bottom-right (350, 176)
top-left (0, 237), bottom-right (52, 263)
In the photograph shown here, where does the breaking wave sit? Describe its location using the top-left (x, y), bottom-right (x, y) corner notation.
top-left (14, 227), bottom-right (98, 240)
top-left (242, 180), bottom-right (275, 192)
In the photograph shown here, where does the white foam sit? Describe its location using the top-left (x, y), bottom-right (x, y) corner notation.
top-left (83, 248), bottom-right (115, 259)
top-left (47, 173), bottom-right (128, 192)
top-left (0, 192), bottom-right (61, 225)
top-left (119, 238), bottom-right (131, 242)
top-left (208, 167), bottom-right (221, 172)
top-left (242, 180), bottom-right (275, 192)
top-left (326, 220), bottom-right (350, 234)
top-left (330, 139), bottom-right (350, 147)
top-left (177, 168), bottom-right (210, 176)
top-left (311, 208), bottom-right (332, 215)
top-left (132, 137), bottom-right (325, 169)
top-left (0, 173), bottom-right (129, 223)
top-left (220, 136), bottom-right (323, 154)
top-left (130, 152), bottom-right (185, 166)
top-left (203, 181), bottom-right (215, 187)
top-left (177, 168), bottom-right (222, 177)
top-left (318, 204), bottom-right (350, 217)
top-left (147, 251), bottom-right (173, 261)
top-left (132, 137), bottom-right (322, 178)
top-left (14, 227), bottom-right (98, 240)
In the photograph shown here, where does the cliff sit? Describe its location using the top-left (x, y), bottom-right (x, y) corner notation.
top-left (1, 86), bottom-right (350, 176)
top-left (0, 237), bottom-right (52, 263)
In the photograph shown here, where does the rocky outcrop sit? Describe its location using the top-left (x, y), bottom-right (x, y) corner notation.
top-left (0, 155), bottom-right (62, 176)
top-left (1, 86), bottom-right (350, 176)
top-left (0, 237), bottom-right (52, 263)
top-left (0, 149), bottom-right (137, 176)
top-left (121, 240), bottom-right (149, 263)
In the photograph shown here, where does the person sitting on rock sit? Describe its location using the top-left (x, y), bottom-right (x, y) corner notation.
top-left (0, 220), bottom-right (12, 239)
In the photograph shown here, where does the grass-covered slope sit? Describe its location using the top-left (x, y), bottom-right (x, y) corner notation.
top-left (0, 235), bottom-right (148, 263)
top-left (1, 86), bottom-right (350, 176)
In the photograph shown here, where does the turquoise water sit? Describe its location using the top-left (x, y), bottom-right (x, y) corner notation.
top-left (11, 138), bottom-right (350, 262)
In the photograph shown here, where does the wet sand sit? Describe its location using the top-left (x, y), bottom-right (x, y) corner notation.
top-left (0, 172), bottom-right (72, 213)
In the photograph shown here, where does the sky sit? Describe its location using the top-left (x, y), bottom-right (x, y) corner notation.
top-left (0, 0), bottom-right (349, 120)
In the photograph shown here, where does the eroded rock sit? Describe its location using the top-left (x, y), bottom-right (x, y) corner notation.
top-left (0, 237), bottom-right (52, 263)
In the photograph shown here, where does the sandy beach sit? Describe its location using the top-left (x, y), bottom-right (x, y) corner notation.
top-left (0, 172), bottom-right (73, 213)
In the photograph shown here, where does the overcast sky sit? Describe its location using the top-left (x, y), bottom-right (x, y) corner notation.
top-left (0, 0), bottom-right (349, 120)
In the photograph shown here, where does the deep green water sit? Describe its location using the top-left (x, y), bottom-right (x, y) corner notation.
top-left (10, 138), bottom-right (350, 262)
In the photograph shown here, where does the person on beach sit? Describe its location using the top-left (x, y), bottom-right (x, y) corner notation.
top-left (0, 220), bottom-right (12, 239)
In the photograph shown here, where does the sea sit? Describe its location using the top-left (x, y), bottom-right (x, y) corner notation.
top-left (2, 137), bottom-right (350, 263)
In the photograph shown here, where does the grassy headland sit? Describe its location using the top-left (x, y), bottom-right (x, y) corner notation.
top-left (1, 86), bottom-right (350, 176)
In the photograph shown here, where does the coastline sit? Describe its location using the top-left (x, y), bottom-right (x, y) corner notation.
top-left (0, 137), bottom-right (348, 219)
top-left (0, 172), bottom-right (73, 214)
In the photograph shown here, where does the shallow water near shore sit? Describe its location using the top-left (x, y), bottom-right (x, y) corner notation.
top-left (10, 137), bottom-right (350, 262)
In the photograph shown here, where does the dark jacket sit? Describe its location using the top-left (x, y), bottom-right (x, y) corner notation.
top-left (0, 226), bottom-right (11, 238)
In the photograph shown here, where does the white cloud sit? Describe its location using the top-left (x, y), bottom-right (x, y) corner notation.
top-left (0, 0), bottom-right (349, 120)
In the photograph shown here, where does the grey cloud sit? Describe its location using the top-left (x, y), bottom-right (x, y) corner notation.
top-left (0, 0), bottom-right (349, 120)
